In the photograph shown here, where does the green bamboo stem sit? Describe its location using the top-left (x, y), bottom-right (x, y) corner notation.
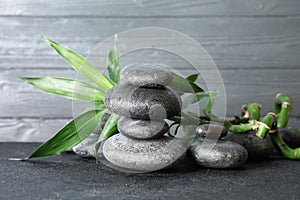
top-left (172, 112), bottom-right (260, 133)
top-left (255, 112), bottom-right (277, 139)
top-left (227, 123), bottom-right (255, 133)
top-left (274, 93), bottom-right (292, 128)
top-left (241, 102), bottom-right (262, 121)
top-left (269, 131), bottom-right (300, 159)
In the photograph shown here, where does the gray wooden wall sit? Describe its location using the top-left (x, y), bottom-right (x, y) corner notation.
top-left (1, 0), bottom-right (300, 141)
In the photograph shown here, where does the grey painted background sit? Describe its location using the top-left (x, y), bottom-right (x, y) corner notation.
top-left (1, 0), bottom-right (300, 141)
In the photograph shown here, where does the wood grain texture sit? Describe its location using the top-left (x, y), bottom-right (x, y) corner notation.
top-left (1, 68), bottom-right (299, 118)
top-left (1, 17), bottom-right (300, 69)
top-left (1, 0), bottom-right (300, 17)
top-left (1, 0), bottom-right (300, 141)
top-left (0, 118), bottom-right (69, 142)
top-left (1, 117), bottom-right (300, 142)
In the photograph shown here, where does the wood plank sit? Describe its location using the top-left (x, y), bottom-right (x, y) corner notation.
top-left (0, 118), bottom-right (69, 142)
top-left (1, 117), bottom-right (300, 142)
top-left (1, 68), bottom-right (300, 118)
top-left (1, 17), bottom-right (299, 70)
top-left (1, 0), bottom-right (300, 17)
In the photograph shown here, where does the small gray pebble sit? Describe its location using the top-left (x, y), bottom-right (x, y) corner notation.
top-left (72, 113), bottom-right (110, 158)
top-left (120, 63), bottom-right (173, 87)
top-left (228, 132), bottom-right (274, 160)
top-left (196, 124), bottom-right (228, 139)
top-left (72, 132), bottom-right (99, 157)
top-left (189, 138), bottom-right (248, 169)
top-left (104, 84), bottom-right (181, 120)
top-left (279, 128), bottom-right (300, 148)
top-left (102, 133), bottom-right (188, 171)
top-left (118, 117), bottom-right (169, 139)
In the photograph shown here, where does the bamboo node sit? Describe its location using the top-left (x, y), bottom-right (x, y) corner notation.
top-left (249, 120), bottom-right (269, 131)
top-left (256, 134), bottom-right (264, 139)
top-left (282, 102), bottom-right (293, 109)
top-left (267, 112), bottom-right (278, 119)
top-left (254, 120), bottom-right (270, 130)
top-left (275, 93), bottom-right (283, 104)
top-left (243, 111), bottom-right (250, 119)
top-left (269, 128), bottom-right (278, 134)
top-left (241, 104), bottom-right (247, 113)
top-left (248, 103), bottom-right (262, 109)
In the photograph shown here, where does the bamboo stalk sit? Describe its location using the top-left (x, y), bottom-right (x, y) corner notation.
top-left (255, 112), bottom-right (277, 139)
top-left (274, 93), bottom-right (292, 128)
top-left (241, 102), bottom-right (262, 121)
top-left (269, 131), bottom-right (300, 159)
top-left (227, 122), bottom-right (255, 133)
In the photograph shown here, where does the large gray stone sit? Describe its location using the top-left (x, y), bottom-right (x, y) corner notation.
top-left (118, 117), bottom-right (169, 139)
top-left (196, 124), bottom-right (228, 139)
top-left (72, 113), bottom-right (110, 158)
top-left (120, 63), bottom-right (173, 87)
top-left (228, 132), bottom-right (274, 160)
top-left (104, 84), bottom-right (181, 120)
top-left (102, 133), bottom-right (188, 171)
top-left (189, 138), bottom-right (248, 169)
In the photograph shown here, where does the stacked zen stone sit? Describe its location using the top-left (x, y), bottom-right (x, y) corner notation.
top-left (189, 124), bottom-right (248, 168)
top-left (103, 63), bottom-right (186, 171)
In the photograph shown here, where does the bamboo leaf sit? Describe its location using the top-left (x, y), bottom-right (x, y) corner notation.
top-left (41, 35), bottom-right (114, 89)
top-left (20, 76), bottom-right (105, 102)
top-left (182, 90), bottom-right (219, 109)
top-left (186, 74), bottom-right (198, 83)
top-left (203, 91), bottom-right (218, 117)
top-left (169, 72), bottom-right (204, 94)
top-left (95, 113), bottom-right (121, 153)
top-left (107, 34), bottom-right (121, 83)
top-left (28, 109), bottom-right (107, 158)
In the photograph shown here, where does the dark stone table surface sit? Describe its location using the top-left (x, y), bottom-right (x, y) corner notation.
top-left (1, 143), bottom-right (299, 200)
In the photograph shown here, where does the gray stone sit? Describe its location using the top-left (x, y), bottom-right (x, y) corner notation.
top-left (102, 133), bottom-right (188, 171)
top-left (104, 84), bottom-right (181, 120)
top-left (189, 138), bottom-right (248, 168)
top-left (228, 132), bottom-right (274, 160)
top-left (279, 128), bottom-right (300, 148)
top-left (72, 132), bottom-right (99, 158)
top-left (196, 124), bottom-right (228, 139)
top-left (72, 113), bottom-right (110, 158)
top-left (120, 63), bottom-right (173, 87)
top-left (118, 117), bottom-right (169, 139)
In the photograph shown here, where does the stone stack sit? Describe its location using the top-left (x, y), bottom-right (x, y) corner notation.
top-left (102, 63), bottom-right (187, 171)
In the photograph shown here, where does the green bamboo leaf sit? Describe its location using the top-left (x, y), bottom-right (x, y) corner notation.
top-left (186, 74), bottom-right (198, 83)
top-left (107, 34), bottom-right (121, 83)
top-left (20, 76), bottom-right (105, 102)
top-left (182, 90), bottom-right (219, 109)
top-left (169, 72), bottom-right (204, 94)
top-left (203, 91), bottom-right (218, 117)
top-left (95, 113), bottom-right (121, 152)
top-left (41, 35), bottom-right (114, 89)
top-left (28, 109), bottom-right (107, 158)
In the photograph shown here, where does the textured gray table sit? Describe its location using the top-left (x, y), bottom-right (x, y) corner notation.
top-left (1, 143), bottom-right (299, 200)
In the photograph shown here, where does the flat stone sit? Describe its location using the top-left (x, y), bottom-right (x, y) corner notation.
top-left (189, 138), bottom-right (248, 168)
top-left (104, 84), bottom-right (181, 120)
top-left (72, 113), bottom-right (110, 158)
top-left (118, 117), bottom-right (169, 139)
top-left (228, 132), bottom-right (274, 160)
top-left (279, 128), bottom-right (300, 148)
top-left (120, 63), bottom-right (173, 87)
top-left (102, 133), bottom-right (188, 172)
top-left (196, 124), bottom-right (228, 139)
